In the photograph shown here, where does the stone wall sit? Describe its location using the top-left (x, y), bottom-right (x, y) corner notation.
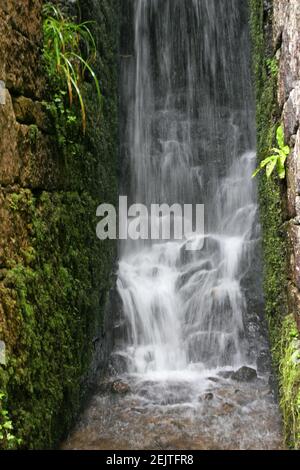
top-left (0, 0), bottom-right (119, 449)
top-left (274, 0), bottom-right (300, 331)
top-left (274, 2), bottom-right (300, 446)
top-left (250, 0), bottom-right (300, 449)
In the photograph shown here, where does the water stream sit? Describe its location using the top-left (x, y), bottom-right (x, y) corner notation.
top-left (64, 0), bottom-right (283, 450)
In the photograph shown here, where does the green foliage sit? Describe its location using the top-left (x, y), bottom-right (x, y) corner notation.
top-left (275, 315), bottom-right (300, 449)
top-left (28, 125), bottom-right (39, 146)
top-left (0, 0), bottom-right (118, 450)
top-left (249, 0), bottom-right (300, 451)
top-left (250, 0), bottom-right (287, 328)
top-left (252, 125), bottom-right (290, 179)
top-left (0, 185), bottom-right (117, 449)
top-left (266, 58), bottom-right (279, 78)
top-left (43, 90), bottom-right (79, 149)
top-left (43, 2), bottom-right (102, 132)
top-left (0, 393), bottom-right (21, 449)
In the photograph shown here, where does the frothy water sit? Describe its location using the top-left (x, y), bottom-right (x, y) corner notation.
top-left (64, 0), bottom-right (283, 450)
top-left (63, 370), bottom-right (283, 450)
top-left (117, 151), bottom-right (258, 376)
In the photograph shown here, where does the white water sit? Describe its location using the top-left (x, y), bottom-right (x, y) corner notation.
top-left (116, 0), bottom-right (262, 379)
top-left (117, 152), bottom-right (258, 375)
top-left (64, 0), bottom-right (284, 451)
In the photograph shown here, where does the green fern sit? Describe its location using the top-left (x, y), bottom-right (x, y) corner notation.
top-left (43, 3), bottom-right (102, 132)
top-left (252, 125), bottom-right (290, 180)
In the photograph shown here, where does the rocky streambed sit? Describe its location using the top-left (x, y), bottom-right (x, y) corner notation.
top-left (63, 367), bottom-right (283, 450)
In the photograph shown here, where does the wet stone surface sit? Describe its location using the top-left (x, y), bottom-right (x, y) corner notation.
top-left (63, 370), bottom-right (283, 450)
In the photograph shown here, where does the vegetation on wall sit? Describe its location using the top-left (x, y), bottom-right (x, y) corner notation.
top-left (0, 393), bottom-right (21, 449)
top-left (43, 3), bottom-right (102, 132)
top-left (250, 0), bottom-right (300, 450)
top-left (275, 315), bottom-right (300, 449)
top-left (1, 190), bottom-right (115, 449)
top-left (0, 0), bottom-right (118, 449)
top-left (249, 0), bottom-right (287, 333)
top-left (252, 125), bottom-right (290, 180)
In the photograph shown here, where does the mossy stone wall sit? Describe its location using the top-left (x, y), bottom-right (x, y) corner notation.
top-left (0, 0), bottom-right (119, 449)
top-left (250, 0), bottom-right (300, 449)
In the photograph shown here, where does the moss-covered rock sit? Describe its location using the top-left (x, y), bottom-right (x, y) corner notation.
top-left (275, 314), bottom-right (300, 449)
top-left (250, 0), bottom-right (300, 449)
top-left (0, 0), bottom-right (119, 449)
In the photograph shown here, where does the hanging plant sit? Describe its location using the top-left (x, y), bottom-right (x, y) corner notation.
top-left (43, 3), bottom-right (102, 132)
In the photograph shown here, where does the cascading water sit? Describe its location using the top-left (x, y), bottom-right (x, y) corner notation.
top-left (116, 0), bottom-right (259, 376)
top-left (64, 0), bottom-right (283, 450)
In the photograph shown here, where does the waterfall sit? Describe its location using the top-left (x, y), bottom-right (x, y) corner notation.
top-left (64, 0), bottom-right (284, 451)
top-left (116, 0), bottom-right (261, 377)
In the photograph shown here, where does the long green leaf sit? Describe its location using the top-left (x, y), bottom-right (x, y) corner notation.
top-left (69, 75), bottom-right (86, 132)
top-left (276, 125), bottom-right (285, 149)
top-left (61, 54), bottom-right (83, 106)
top-left (69, 52), bottom-right (102, 103)
top-left (43, 3), bottom-right (102, 132)
top-left (266, 159), bottom-right (277, 178)
top-left (277, 156), bottom-right (286, 179)
top-left (282, 145), bottom-right (290, 155)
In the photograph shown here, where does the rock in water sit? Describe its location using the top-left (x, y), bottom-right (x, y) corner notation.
top-left (111, 380), bottom-right (130, 395)
top-left (232, 366), bottom-right (257, 382)
top-left (204, 392), bottom-right (214, 401)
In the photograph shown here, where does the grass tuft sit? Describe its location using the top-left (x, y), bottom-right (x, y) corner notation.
top-left (43, 2), bottom-right (102, 132)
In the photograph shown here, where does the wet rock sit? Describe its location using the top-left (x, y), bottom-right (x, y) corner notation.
top-left (111, 380), bottom-right (131, 395)
top-left (232, 366), bottom-right (257, 382)
top-left (179, 244), bottom-right (196, 265)
top-left (233, 389), bottom-right (255, 406)
top-left (221, 402), bottom-right (235, 414)
top-left (132, 407), bottom-right (145, 414)
top-left (257, 349), bottom-right (271, 374)
top-left (12, 96), bottom-right (51, 132)
top-left (214, 401), bottom-right (235, 416)
top-left (204, 392), bottom-right (214, 401)
top-left (177, 262), bottom-right (213, 289)
top-left (178, 236), bottom-right (219, 266)
top-left (268, 373), bottom-right (279, 398)
top-left (160, 394), bottom-right (190, 406)
top-left (208, 377), bottom-right (220, 383)
top-left (109, 353), bottom-right (129, 375)
top-left (218, 370), bottom-right (234, 379)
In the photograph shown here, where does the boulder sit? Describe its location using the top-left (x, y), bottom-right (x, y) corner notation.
top-left (232, 366), bottom-right (257, 382)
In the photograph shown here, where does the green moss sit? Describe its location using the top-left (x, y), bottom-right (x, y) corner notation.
top-left (266, 58), bottom-right (279, 79)
top-left (0, 392), bottom-right (21, 449)
top-left (1, 190), bottom-right (116, 449)
top-left (274, 315), bottom-right (300, 449)
top-left (28, 125), bottom-right (39, 146)
top-left (249, 0), bottom-right (300, 449)
top-left (0, 0), bottom-right (118, 450)
top-left (250, 0), bottom-right (287, 326)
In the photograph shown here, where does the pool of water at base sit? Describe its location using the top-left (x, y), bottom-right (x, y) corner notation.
top-left (62, 367), bottom-right (283, 450)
